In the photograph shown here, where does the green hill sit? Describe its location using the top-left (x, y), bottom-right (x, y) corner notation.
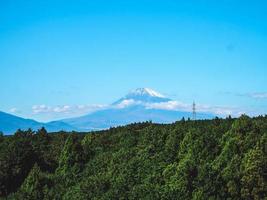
top-left (0, 115), bottom-right (266, 199)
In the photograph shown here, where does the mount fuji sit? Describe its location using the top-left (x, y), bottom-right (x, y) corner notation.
top-left (60, 88), bottom-right (213, 131)
top-left (0, 88), bottom-right (214, 134)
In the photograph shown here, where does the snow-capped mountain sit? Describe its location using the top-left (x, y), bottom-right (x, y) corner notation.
top-left (1, 88), bottom-right (214, 134)
top-left (113, 88), bottom-right (171, 105)
top-left (61, 88), bottom-right (213, 131)
top-left (129, 88), bottom-right (165, 97)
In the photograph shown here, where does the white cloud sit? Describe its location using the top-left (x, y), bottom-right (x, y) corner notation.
top-left (9, 107), bottom-right (19, 113)
top-left (249, 92), bottom-right (267, 99)
top-left (112, 99), bottom-right (243, 117)
top-left (31, 99), bottom-right (261, 121)
top-left (75, 104), bottom-right (107, 113)
top-left (197, 105), bottom-right (234, 116)
top-left (235, 92), bottom-right (267, 99)
top-left (32, 105), bottom-right (51, 114)
top-left (32, 104), bottom-right (107, 115)
top-left (145, 101), bottom-right (189, 111)
top-left (53, 105), bottom-right (71, 113)
top-left (114, 99), bottom-right (141, 109)
top-left (145, 101), bottom-right (245, 117)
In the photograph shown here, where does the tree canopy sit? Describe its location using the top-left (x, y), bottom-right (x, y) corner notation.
top-left (0, 116), bottom-right (266, 199)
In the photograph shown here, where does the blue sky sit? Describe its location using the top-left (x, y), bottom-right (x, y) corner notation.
top-left (0, 0), bottom-right (267, 121)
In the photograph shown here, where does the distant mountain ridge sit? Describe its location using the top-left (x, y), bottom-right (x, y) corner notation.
top-left (0, 111), bottom-right (76, 134)
top-left (0, 88), bottom-right (214, 134)
top-left (61, 88), bottom-right (213, 131)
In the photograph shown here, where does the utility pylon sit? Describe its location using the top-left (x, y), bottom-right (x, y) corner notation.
top-left (192, 101), bottom-right (196, 120)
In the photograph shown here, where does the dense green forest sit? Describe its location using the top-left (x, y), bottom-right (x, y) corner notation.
top-left (0, 115), bottom-right (266, 200)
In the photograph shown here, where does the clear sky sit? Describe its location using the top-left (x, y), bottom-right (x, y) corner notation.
top-left (0, 0), bottom-right (267, 122)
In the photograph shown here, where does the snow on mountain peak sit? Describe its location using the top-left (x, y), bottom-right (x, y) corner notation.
top-left (112, 88), bottom-right (170, 107)
top-left (128, 88), bottom-right (165, 98)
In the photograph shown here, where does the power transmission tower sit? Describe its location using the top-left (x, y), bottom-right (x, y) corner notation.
top-left (192, 101), bottom-right (196, 120)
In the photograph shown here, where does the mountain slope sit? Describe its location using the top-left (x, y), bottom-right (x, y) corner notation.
top-left (63, 105), bottom-right (212, 130)
top-left (0, 111), bottom-right (42, 134)
top-left (1, 88), bottom-right (214, 134)
top-left (61, 88), bottom-right (213, 130)
top-left (0, 111), bottom-right (76, 134)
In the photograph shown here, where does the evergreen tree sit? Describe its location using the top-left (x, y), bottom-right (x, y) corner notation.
top-left (57, 134), bottom-right (85, 176)
top-left (18, 163), bottom-right (51, 200)
top-left (0, 116), bottom-right (266, 199)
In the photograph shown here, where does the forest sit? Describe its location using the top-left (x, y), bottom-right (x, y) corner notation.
top-left (0, 115), bottom-right (266, 200)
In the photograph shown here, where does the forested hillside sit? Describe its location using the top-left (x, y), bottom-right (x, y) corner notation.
top-left (0, 115), bottom-right (266, 200)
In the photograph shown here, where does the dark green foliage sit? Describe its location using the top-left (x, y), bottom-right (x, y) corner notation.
top-left (14, 163), bottom-right (53, 200)
top-left (0, 132), bottom-right (3, 143)
top-left (57, 134), bottom-right (85, 175)
top-left (0, 116), bottom-right (266, 199)
top-left (0, 129), bottom-right (37, 196)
